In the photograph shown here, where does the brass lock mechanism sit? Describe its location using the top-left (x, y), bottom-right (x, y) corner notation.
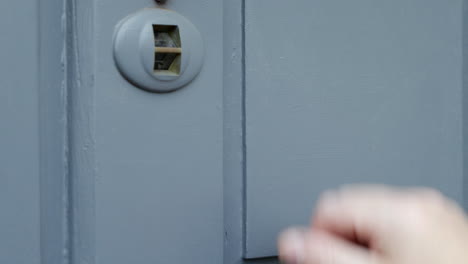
top-left (153, 25), bottom-right (181, 76)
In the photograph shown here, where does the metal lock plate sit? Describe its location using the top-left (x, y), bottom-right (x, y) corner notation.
top-left (113, 8), bottom-right (204, 93)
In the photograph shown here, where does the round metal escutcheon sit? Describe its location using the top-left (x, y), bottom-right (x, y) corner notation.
top-left (113, 8), bottom-right (204, 93)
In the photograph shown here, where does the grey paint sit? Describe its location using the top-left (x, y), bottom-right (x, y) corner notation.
top-left (68, 0), bottom-right (225, 264)
top-left (2, 1), bottom-right (467, 264)
top-left (245, 0), bottom-right (465, 258)
top-left (223, 0), bottom-right (278, 262)
top-left (223, 0), bottom-right (278, 263)
top-left (223, 0), bottom-right (246, 263)
top-left (0, 0), bottom-right (41, 263)
top-left (39, 0), bottom-right (69, 263)
top-left (67, 0), bottom-right (96, 263)
top-left (465, 0), bottom-right (468, 213)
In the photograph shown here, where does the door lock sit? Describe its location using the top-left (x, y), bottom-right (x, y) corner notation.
top-left (152, 25), bottom-right (181, 75)
top-left (113, 8), bottom-right (204, 93)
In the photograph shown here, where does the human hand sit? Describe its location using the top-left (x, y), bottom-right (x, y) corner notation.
top-left (278, 185), bottom-right (468, 264)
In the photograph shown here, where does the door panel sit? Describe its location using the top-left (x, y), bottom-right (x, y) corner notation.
top-left (245, 0), bottom-right (464, 258)
top-left (3, 1), bottom-right (466, 263)
top-left (90, 1), bottom-right (224, 264)
top-left (0, 0), bottom-right (41, 263)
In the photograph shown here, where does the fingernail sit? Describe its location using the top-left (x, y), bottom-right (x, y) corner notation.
top-left (318, 191), bottom-right (340, 213)
top-left (279, 229), bottom-right (306, 264)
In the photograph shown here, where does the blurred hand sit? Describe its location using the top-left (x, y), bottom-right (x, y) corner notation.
top-left (278, 185), bottom-right (468, 264)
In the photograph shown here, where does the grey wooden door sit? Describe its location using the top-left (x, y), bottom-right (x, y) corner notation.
top-left (0, 0), bottom-right (466, 264)
top-left (244, 0), bottom-right (465, 258)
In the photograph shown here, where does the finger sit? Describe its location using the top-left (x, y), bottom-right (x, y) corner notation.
top-left (311, 185), bottom-right (406, 246)
top-left (278, 227), bottom-right (308, 264)
top-left (278, 227), bottom-right (379, 264)
top-left (303, 230), bottom-right (378, 264)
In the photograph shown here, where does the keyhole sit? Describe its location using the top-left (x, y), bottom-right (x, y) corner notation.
top-left (153, 25), bottom-right (181, 76)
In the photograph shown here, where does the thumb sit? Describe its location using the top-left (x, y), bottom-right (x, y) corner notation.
top-left (279, 228), bottom-right (379, 264)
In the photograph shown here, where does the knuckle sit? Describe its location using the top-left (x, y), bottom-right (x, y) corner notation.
top-left (413, 188), bottom-right (445, 202)
top-left (401, 190), bottom-right (447, 231)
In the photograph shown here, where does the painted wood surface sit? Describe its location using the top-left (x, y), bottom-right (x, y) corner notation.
top-left (2, 1), bottom-right (467, 263)
top-left (245, 0), bottom-right (465, 258)
top-left (88, 1), bottom-right (224, 264)
top-left (0, 0), bottom-right (41, 263)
